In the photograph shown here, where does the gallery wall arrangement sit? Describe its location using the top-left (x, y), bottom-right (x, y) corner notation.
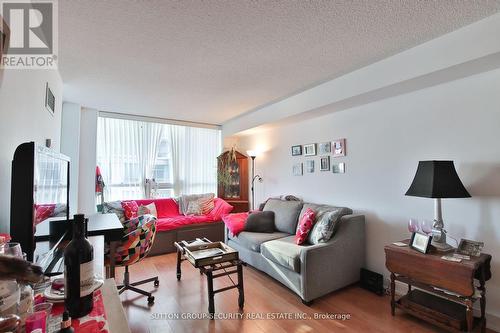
top-left (291, 139), bottom-right (346, 176)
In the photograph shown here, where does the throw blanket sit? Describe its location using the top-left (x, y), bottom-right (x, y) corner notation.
top-left (222, 212), bottom-right (249, 237)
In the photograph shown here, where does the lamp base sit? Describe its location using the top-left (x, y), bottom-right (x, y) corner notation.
top-left (431, 239), bottom-right (454, 252)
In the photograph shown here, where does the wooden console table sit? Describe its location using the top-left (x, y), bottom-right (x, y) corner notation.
top-left (385, 241), bottom-right (491, 333)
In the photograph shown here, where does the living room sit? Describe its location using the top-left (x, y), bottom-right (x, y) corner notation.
top-left (1, 1), bottom-right (500, 333)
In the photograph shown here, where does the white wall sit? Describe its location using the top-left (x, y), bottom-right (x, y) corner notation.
top-left (232, 68), bottom-right (500, 327)
top-left (60, 102), bottom-right (82, 216)
top-left (77, 107), bottom-right (98, 216)
top-left (0, 69), bottom-right (63, 232)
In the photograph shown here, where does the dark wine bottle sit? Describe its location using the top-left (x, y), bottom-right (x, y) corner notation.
top-left (64, 214), bottom-right (94, 318)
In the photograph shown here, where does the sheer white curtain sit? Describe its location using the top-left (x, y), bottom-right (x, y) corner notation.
top-left (96, 117), bottom-right (164, 200)
top-left (169, 125), bottom-right (221, 196)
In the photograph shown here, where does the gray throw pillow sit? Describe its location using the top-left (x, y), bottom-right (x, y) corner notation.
top-left (244, 211), bottom-right (275, 233)
top-left (102, 201), bottom-right (125, 223)
top-left (300, 203), bottom-right (352, 244)
top-left (178, 193), bottom-right (214, 215)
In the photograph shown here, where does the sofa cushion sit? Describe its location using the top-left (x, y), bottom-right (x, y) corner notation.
top-left (263, 199), bottom-right (303, 234)
top-left (261, 236), bottom-right (305, 273)
top-left (244, 211), bottom-right (275, 233)
top-left (295, 208), bottom-right (316, 245)
top-left (138, 203), bottom-right (158, 218)
top-left (121, 201), bottom-right (139, 220)
top-left (228, 231), bottom-right (290, 252)
top-left (208, 198), bottom-right (234, 220)
top-left (135, 199), bottom-right (180, 218)
top-left (298, 203), bottom-right (352, 244)
top-left (102, 201), bottom-right (126, 223)
top-left (178, 193), bottom-right (214, 215)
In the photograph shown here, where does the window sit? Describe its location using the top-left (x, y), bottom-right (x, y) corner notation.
top-left (96, 116), bottom-right (221, 201)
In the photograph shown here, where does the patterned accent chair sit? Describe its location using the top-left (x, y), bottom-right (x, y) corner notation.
top-left (105, 214), bottom-right (159, 304)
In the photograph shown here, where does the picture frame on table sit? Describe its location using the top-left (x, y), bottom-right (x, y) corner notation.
top-left (320, 156), bottom-right (330, 171)
top-left (410, 232), bottom-right (432, 254)
top-left (318, 142), bottom-right (331, 155)
top-left (303, 143), bottom-right (316, 156)
top-left (291, 145), bottom-right (302, 156)
top-left (332, 138), bottom-right (346, 157)
top-left (457, 239), bottom-right (484, 257)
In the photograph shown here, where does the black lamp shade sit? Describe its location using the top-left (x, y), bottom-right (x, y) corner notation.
top-left (405, 161), bottom-right (471, 198)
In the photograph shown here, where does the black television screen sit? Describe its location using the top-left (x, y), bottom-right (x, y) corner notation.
top-left (10, 142), bottom-right (69, 262)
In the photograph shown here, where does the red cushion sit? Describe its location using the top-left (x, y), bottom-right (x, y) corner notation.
top-left (121, 201), bottom-right (139, 220)
top-left (134, 199), bottom-right (179, 218)
top-left (295, 208), bottom-right (316, 245)
top-left (222, 212), bottom-right (249, 237)
top-left (209, 198), bottom-right (234, 220)
top-left (155, 215), bottom-right (214, 232)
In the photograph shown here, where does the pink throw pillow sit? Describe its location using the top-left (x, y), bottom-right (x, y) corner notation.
top-left (209, 198), bottom-right (234, 220)
top-left (121, 201), bottom-right (139, 220)
top-left (222, 212), bottom-right (249, 237)
top-left (295, 208), bottom-right (316, 245)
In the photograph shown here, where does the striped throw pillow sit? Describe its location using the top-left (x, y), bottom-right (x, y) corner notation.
top-left (199, 196), bottom-right (215, 215)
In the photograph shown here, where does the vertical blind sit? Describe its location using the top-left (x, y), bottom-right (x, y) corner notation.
top-left (96, 116), bottom-right (221, 201)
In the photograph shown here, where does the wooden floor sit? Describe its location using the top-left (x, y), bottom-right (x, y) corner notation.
top-left (116, 253), bottom-right (490, 333)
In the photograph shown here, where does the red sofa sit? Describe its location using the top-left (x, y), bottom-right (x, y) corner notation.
top-left (127, 197), bottom-right (233, 255)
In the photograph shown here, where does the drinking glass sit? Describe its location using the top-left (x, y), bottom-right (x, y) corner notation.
top-left (407, 219), bottom-right (420, 233)
top-left (31, 302), bottom-right (52, 333)
top-left (421, 219), bottom-right (434, 235)
top-left (0, 242), bottom-right (23, 258)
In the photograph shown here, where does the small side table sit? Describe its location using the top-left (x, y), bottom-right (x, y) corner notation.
top-left (174, 238), bottom-right (244, 317)
top-left (385, 240), bottom-right (491, 333)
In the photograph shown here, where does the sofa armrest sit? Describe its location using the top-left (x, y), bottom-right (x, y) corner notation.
top-left (299, 214), bottom-right (365, 301)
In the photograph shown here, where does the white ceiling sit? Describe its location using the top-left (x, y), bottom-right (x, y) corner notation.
top-left (59, 1), bottom-right (500, 125)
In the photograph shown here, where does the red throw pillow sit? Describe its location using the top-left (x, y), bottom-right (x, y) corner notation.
top-left (209, 198), bottom-right (234, 220)
top-left (295, 208), bottom-right (316, 245)
top-left (222, 212), bottom-right (249, 237)
top-left (121, 201), bottom-right (139, 220)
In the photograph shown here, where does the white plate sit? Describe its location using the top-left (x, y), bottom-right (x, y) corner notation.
top-left (44, 278), bottom-right (104, 301)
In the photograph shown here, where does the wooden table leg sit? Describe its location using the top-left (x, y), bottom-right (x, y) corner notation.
top-left (237, 262), bottom-right (244, 310)
top-left (390, 273), bottom-right (396, 316)
top-left (176, 248), bottom-right (182, 281)
top-left (109, 241), bottom-right (117, 279)
top-left (465, 299), bottom-right (473, 332)
top-left (480, 272), bottom-right (487, 333)
top-left (206, 270), bottom-right (215, 318)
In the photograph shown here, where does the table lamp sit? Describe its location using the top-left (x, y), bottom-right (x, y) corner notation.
top-left (405, 160), bottom-right (471, 251)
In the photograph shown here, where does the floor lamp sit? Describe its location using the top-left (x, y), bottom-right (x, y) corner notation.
top-left (247, 150), bottom-right (263, 210)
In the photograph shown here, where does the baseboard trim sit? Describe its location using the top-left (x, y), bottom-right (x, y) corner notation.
top-left (394, 282), bottom-right (500, 332)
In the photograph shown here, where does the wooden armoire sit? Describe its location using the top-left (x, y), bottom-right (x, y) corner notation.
top-left (217, 150), bottom-right (249, 213)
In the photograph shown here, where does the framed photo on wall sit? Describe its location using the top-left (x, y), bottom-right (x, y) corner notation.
top-left (305, 160), bottom-right (314, 173)
top-left (303, 143), bottom-right (316, 156)
top-left (332, 138), bottom-right (346, 157)
top-left (320, 156), bottom-right (330, 171)
top-left (1, 15), bottom-right (10, 64)
top-left (318, 142), bottom-right (331, 155)
top-left (291, 145), bottom-right (302, 156)
top-left (332, 162), bottom-right (345, 174)
top-left (292, 163), bottom-right (303, 176)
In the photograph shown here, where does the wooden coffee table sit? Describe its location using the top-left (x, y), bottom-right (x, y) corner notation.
top-left (174, 238), bottom-right (244, 317)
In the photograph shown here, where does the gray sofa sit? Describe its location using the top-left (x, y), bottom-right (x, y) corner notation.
top-left (225, 199), bottom-right (365, 303)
